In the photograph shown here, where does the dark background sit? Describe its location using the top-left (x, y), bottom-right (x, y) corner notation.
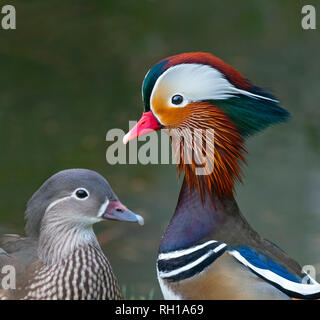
top-left (0, 1), bottom-right (319, 299)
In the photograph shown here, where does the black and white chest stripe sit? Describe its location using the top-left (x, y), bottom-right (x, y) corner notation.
top-left (157, 240), bottom-right (227, 282)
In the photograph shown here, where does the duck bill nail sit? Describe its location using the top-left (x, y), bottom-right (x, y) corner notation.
top-left (102, 201), bottom-right (144, 226)
top-left (123, 111), bottom-right (162, 144)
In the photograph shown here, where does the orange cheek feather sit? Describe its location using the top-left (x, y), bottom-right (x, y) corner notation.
top-left (152, 91), bottom-right (246, 200)
top-left (151, 84), bottom-right (192, 127)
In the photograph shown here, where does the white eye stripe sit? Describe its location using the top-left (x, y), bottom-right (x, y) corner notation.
top-left (151, 63), bottom-right (236, 107)
top-left (150, 63), bottom-right (278, 110)
top-left (45, 196), bottom-right (70, 214)
top-left (45, 188), bottom-right (91, 213)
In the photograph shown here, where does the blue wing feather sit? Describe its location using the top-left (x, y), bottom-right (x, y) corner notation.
top-left (234, 246), bottom-right (301, 283)
top-left (228, 245), bottom-right (320, 299)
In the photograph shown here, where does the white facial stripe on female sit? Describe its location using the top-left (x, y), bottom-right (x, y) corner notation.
top-left (45, 188), bottom-right (90, 215)
top-left (97, 198), bottom-right (109, 218)
top-left (150, 63), bottom-right (278, 114)
top-left (45, 196), bottom-right (71, 215)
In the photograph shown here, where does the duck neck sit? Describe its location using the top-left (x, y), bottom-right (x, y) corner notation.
top-left (159, 177), bottom-right (249, 253)
top-left (38, 218), bottom-right (100, 265)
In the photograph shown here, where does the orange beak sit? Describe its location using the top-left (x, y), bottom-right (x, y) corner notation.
top-left (123, 111), bottom-right (162, 144)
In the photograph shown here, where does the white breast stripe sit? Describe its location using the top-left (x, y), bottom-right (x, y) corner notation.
top-left (229, 250), bottom-right (320, 296)
top-left (159, 243), bottom-right (227, 279)
top-left (158, 240), bottom-right (219, 260)
top-left (213, 243), bottom-right (227, 253)
top-left (159, 252), bottom-right (212, 278)
top-left (157, 275), bottom-right (182, 300)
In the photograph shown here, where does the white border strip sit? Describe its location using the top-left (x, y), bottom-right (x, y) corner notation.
top-left (229, 250), bottom-right (320, 296)
top-left (159, 243), bottom-right (227, 278)
top-left (158, 240), bottom-right (219, 260)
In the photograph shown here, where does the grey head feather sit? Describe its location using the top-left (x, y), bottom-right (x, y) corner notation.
top-left (25, 169), bottom-right (118, 238)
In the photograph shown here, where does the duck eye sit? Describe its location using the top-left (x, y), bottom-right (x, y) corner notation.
top-left (75, 189), bottom-right (89, 199)
top-left (171, 94), bottom-right (183, 105)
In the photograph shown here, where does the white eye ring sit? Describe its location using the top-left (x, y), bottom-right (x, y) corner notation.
top-left (72, 188), bottom-right (90, 200)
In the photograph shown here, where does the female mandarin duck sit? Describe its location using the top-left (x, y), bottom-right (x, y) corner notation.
top-left (123, 52), bottom-right (320, 300)
top-left (0, 169), bottom-right (144, 300)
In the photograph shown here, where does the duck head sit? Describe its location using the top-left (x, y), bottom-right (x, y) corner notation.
top-left (25, 169), bottom-right (144, 239)
top-left (124, 52), bottom-right (289, 200)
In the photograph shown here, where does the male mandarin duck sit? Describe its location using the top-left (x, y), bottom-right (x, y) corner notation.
top-left (0, 169), bottom-right (144, 300)
top-left (123, 52), bottom-right (320, 300)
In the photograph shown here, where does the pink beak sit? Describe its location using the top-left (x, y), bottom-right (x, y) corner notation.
top-left (102, 200), bottom-right (144, 225)
top-left (123, 111), bottom-right (162, 144)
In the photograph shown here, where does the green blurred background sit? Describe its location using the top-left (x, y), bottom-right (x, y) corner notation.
top-left (0, 1), bottom-right (320, 299)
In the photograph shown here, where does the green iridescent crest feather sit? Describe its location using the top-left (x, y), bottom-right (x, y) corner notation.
top-left (211, 95), bottom-right (290, 137)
